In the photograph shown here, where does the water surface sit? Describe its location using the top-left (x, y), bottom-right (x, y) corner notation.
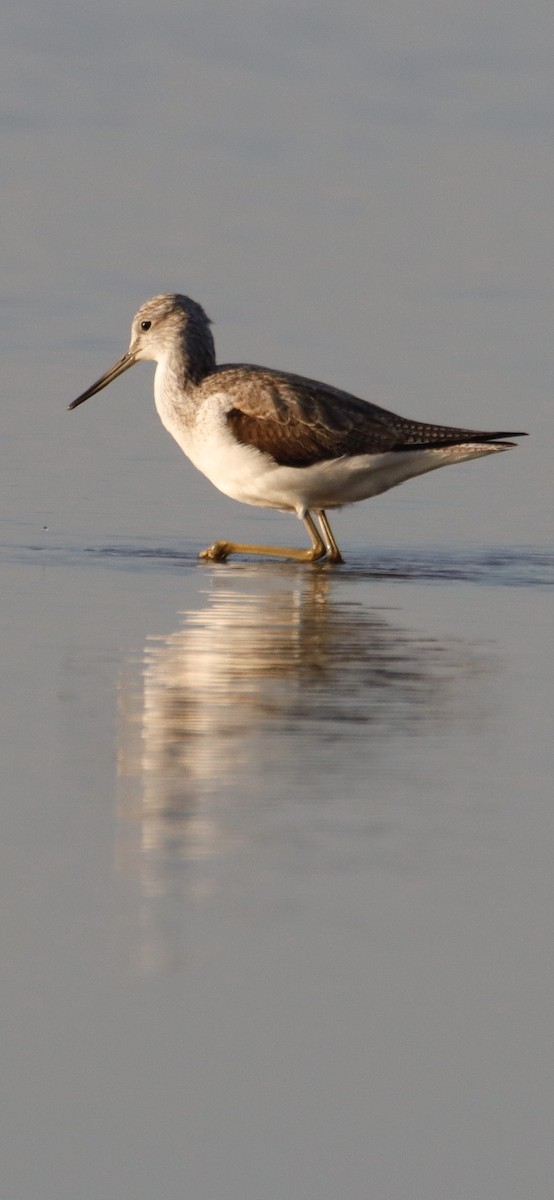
top-left (2, 1), bottom-right (554, 1196)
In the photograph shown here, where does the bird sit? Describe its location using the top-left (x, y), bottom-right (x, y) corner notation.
top-left (69, 293), bottom-right (526, 564)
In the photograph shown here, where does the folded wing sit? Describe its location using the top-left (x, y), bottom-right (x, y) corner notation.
top-left (205, 365), bottom-right (525, 468)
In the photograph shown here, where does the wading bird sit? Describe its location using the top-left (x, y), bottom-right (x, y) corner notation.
top-left (70, 293), bottom-right (526, 563)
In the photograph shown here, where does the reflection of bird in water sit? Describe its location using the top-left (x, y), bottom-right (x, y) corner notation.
top-left (70, 293), bottom-right (525, 563)
top-left (116, 569), bottom-right (482, 934)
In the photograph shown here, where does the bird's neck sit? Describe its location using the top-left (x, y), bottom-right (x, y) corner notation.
top-left (154, 329), bottom-right (216, 433)
top-left (153, 350), bottom-right (197, 437)
top-left (158, 334), bottom-right (210, 392)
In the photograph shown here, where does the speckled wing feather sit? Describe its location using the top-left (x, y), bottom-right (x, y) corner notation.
top-left (203, 365), bottom-right (523, 468)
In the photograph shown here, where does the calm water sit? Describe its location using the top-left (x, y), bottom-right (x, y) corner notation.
top-left (3, 542), bottom-right (553, 1199)
top-left (3, 2), bottom-right (554, 1197)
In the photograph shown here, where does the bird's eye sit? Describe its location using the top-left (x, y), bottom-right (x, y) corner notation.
top-left (140, 320), bottom-right (151, 331)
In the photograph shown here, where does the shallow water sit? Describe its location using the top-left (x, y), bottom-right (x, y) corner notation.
top-left (2, 539), bottom-right (554, 1198)
top-left (3, 0), bottom-right (554, 1195)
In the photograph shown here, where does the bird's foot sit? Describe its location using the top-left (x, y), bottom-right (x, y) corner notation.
top-left (199, 540), bottom-right (234, 561)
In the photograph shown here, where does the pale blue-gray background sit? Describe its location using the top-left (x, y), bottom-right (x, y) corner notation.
top-left (2, 3), bottom-right (553, 1198)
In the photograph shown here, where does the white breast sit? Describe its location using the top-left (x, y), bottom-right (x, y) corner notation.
top-left (154, 366), bottom-right (289, 509)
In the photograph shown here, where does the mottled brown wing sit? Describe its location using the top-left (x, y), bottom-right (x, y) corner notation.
top-left (203, 365), bottom-right (524, 468)
top-left (209, 366), bottom-right (397, 467)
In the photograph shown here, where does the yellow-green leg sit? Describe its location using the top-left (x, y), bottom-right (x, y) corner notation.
top-left (199, 512), bottom-right (327, 563)
top-left (316, 510), bottom-right (344, 564)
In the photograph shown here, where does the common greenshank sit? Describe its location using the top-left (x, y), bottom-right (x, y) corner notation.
top-left (69, 293), bottom-right (526, 563)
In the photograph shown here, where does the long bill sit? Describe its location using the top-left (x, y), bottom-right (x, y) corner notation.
top-left (68, 350), bottom-right (136, 410)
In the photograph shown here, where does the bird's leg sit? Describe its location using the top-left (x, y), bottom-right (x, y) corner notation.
top-left (315, 510), bottom-right (344, 564)
top-left (198, 512), bottom-right (327, 563)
